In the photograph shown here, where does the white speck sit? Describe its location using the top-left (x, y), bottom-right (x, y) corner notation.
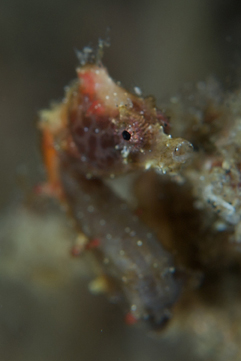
top-left (173, 140), bottom-right (193, 163)
top-left (215, 222), bottom-right (227, 231)
top-left (105, 95), bottom-right (110, 100)
top-left (222, 160), bottom-right (230, 170)
top-left (121, 146), bottom-right (130, 159)
top-left (106, 234), bottom-right (112, 240)
top-left (84, 127), bottom-right (88, 132)
top-left (95, 128), bottom-right (99, 134)
top-left (169, 267), bottom-right (175, 273)
top-left (76, 46), bottom-right (93, 66)
top-left (145, 162), bottom-right (152, 170)
top-left (81, 155), bottom-right (87, 162)
top-left (88, 205), bottom-right (94, 213)
top-left (125, 227), bottom-right (130, 233)
top-left (100, 219), bottom-right (106, 226)
top-left (134, 86), bottom-right (142, 96)
top-left (137, 240), bottom-right (142, 246)
top-left (131, 304), bottom-right (137, 311)
top-left (113, 92), bottom-right (117, 96)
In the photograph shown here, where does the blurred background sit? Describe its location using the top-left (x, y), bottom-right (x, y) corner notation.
top-left (1, 0), bottom-right (241, 360)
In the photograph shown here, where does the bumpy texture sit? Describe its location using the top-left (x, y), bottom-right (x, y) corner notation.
top-left (37, 44), bottom-right (241, 357)
top-left (39, 50), bottom-right (193, 327)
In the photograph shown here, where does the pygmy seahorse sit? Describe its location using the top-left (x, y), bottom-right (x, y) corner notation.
top-left (39, 45), bottom-right (193, 328)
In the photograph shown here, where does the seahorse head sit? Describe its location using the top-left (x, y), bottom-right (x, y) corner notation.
top-left (58, 64), bottom-right (193, 178)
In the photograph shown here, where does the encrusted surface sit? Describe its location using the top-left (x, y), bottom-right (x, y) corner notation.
top-left (39, 54), bottom-right (193, 327)
top-left (38, 49), bottom-right (241, 357)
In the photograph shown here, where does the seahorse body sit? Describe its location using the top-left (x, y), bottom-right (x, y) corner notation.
top-left (39, 58), bottom-right (192, 327)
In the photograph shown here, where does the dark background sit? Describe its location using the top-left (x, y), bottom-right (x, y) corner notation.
top-left (1, 0), bottom-right (241, 360)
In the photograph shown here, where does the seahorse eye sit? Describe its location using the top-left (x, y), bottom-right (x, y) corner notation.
top-left (122, 130), bottom-right (131, 141)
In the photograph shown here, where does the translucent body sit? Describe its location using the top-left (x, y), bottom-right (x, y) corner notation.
top-left (60, 165), bottom-right (180, 326)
